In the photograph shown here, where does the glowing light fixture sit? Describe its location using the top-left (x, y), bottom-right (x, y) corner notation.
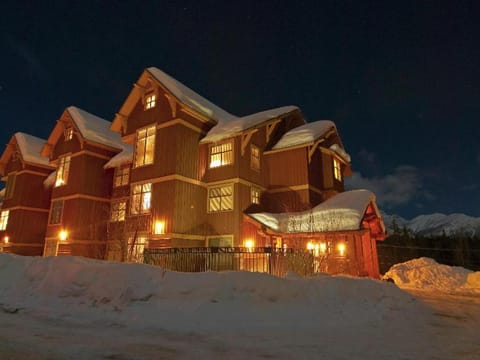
top-left (3, 236), bottom-right (9, 244)
top-left (59, 230), bottom-right (68, 241)
top-left (337, 242), bottom-right (346, 256)
top-left (306, 241), bottom-right (314, 251)
top-left (154, 220), bottom-right (165, 235)
top-left (244, 239), bottom-right (254, 249)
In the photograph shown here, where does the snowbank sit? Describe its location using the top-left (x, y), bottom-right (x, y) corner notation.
top-left (383, 257), bottom-right (480, 293)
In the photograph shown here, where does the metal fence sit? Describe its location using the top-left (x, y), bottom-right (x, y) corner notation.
top-left (143, 247), bottom-right (345, 277)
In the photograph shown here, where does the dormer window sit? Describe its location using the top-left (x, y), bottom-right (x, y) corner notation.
top-left (250, 145), bottom-right (260, 171)
top-left (144, 93), bottom-right (156, 110)
top-left (333, 158), bottom-right (342, 181)
top-left (64, 127), bottom-right (74, 141)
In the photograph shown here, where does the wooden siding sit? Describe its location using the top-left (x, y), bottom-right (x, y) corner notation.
top-left (0, 208), bottom-right (48, 246)
top-left (2, 171), bottom-right (51, 210)
top-left (45, 198), bottom-right (110, 242)
top-left (264, 189), bottom-right (311, 213)
top-left (265, 147), bottom-right (308, 189)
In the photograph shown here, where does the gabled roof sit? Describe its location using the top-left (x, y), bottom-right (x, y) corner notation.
top-left (0, 132), bottom-right (52, 174)
top-left (147, 67), bottom-right (236, 124)
top-left (103, 145), bottom-right (133, 169)
top-left (200, 106), bottom-right (300, 144)
top-left (66, 106), bottom-right (125, 150)
top-left (111, 67), bottom-right (302, 143)
top-left (249, 190), bottom-right (383, 233)
top-left (42, 106), bottom-right (125, 158)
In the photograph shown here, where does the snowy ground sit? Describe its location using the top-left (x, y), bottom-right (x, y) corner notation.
top-left (0, 255), bottom-right (479, 359)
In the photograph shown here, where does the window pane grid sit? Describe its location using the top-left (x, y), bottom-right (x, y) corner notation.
top-left (250, 145), bottom-right (260, 170)
top-left (55, 156), bottom-right (71, 187)
top-left (208, 185), bottom-right (233, 212)
top-left (110, 201), bottom-right (126, 222)
top-left (333, 158), bottom-right (342, 181)
top-left (209, 141), bottom-right (233, 168)
top-left (134, 126), bottom-right (155, 167)
top-left (0, 210), bottom-right (9, 231)
top-left (130, 183), bottom-right (152, 214)
top-left (114, 167), bottom-right (130, 187)
top-left (49, 201), bottom-right (63, 225)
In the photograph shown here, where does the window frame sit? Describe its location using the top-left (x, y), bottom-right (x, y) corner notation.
top-left (110, 201), bottom-right (126, 222)
top-left (64, 127), bottom-right (74, 141)
top-left (130, 183), bottom-right (152, 215)
top-left (250, 144), bottom-right (261, 171)
top-left (5, 174), bottom-right (16, 200)
top-left (134, 125), bottom-right (156, 168)
top-left (55, 155), bottom-right (71, 187)
top-left (114, 167), bottom-right (130, 187)
top-left (209, 140), bottom-right (234, 168)
top-left (333, 157), bottom-right (342, 181)
top-left (49, 200), bottom-right (64, 225)
top-left (251, 187), bottom-right (261, 205)
top-left (144, 93), bottom-right (156, 110)
top-left (207, 184), bottom-right (234, 213)
top-left (0, 210), bottom-right (9, 231)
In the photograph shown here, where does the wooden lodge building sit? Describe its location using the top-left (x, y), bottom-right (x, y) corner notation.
top-left (0, 67), bottom-right (386, 277)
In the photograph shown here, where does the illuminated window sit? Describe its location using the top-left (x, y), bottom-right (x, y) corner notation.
top-left (333, 158), bottom-right (342, 181)
top-left (128, 236), bottom-right (148, 263)
top-left (110, 201), bottom-right (126, 222)
top-left (209, 141), bottom-right (233, 168)
top-left (208, 184), bottom-right (233, 212)
top-left (250, 145), bottom-right (260, 170)
top-left (251, 187), bottom-right (261, 205)
top-left (130, 183), bottom-right (152, 215)
top-left (144, 94), bottom-right (156, 110)
top-left (114, 167), bottom-right (130, 187)
top-left (134, 126), bottom-right (155, 167)
top-left (0, 210), bottom-right (9, 231)
top-left (5, 174), bottom-right (16, 200)
top-left (49, 201), bottom-right (64, 225)
top-left (64, 127), bottom-right (74, 141)
top-left (55, 155), bottom-right (71, 187)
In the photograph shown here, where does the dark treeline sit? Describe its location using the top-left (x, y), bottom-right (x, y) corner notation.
top-left (377, 220), bottom-right (480, 274)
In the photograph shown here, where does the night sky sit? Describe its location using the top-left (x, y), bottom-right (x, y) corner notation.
top-left (1, 1), bottom-right (479, 218)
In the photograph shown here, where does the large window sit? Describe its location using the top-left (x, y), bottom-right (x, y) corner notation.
top-left (49, 201), bottom-right (64, 225)
top-left (134, 126), bottom-right (156, 167)
top-left (5, 174), bottom-right (16, 199)
top-left (250, 145), bottom-right (260, 170)
top-left (114, 167), bottom-right (130, 187)
top-left (64, 127), bottom-right (74, 141)
top-left (55, 155), bottom-right (71, 187)
top-left (209, 141), bottom-right (233, 168)
top-left (333, 158), bottom-right (342, 181)
top-left (208, 184), bottom-right (233, 212)
top-left (0, 210), bottom-right (9, 231)
top-left (130, 183), bottom-right (152, 215)
top-left (110, 201), bottom-right (126, 222)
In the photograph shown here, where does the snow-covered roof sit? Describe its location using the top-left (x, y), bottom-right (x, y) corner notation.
top-left (249, 190), bottom-right (377, 233)
top-left (330, 144), bottom-right (351, 163)
top-left (67, 107), bottom-right (125, 151)
top-left (200, 106), bottom-right (299, 143)
top-left (147, 67), bottom-right (236, 124)
top-left (14, 133), bottom-right (51, 167)
top-left (272, 120), bottom-right (336, 150)
top-left (104, 145), bottom-right (133, 169)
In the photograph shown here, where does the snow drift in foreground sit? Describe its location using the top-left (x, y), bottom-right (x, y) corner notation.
top-left (383, 257), bottom-right (480, 293)
top-left (0, 254), bottom-right (474, 359)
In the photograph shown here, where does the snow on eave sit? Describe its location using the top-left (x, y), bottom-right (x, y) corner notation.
top-left (13, 133), bottom-right (52, 168)
top-left (200, 106), bottom-right (300, 144)
top-left (329, 144), bottom-right (351, 163)
top-left (104, 145), bottom-right (133, 169)
top-left (43, 171), bottom-right (56, 188)
top-left (249, 190), bottom-right (379, 234)
top-left (271, 120), bottom-right (337, 151)
top-left (67, 106), bottom-right (125, 151)
top-left (146, 67), bottom-right (236, 124)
